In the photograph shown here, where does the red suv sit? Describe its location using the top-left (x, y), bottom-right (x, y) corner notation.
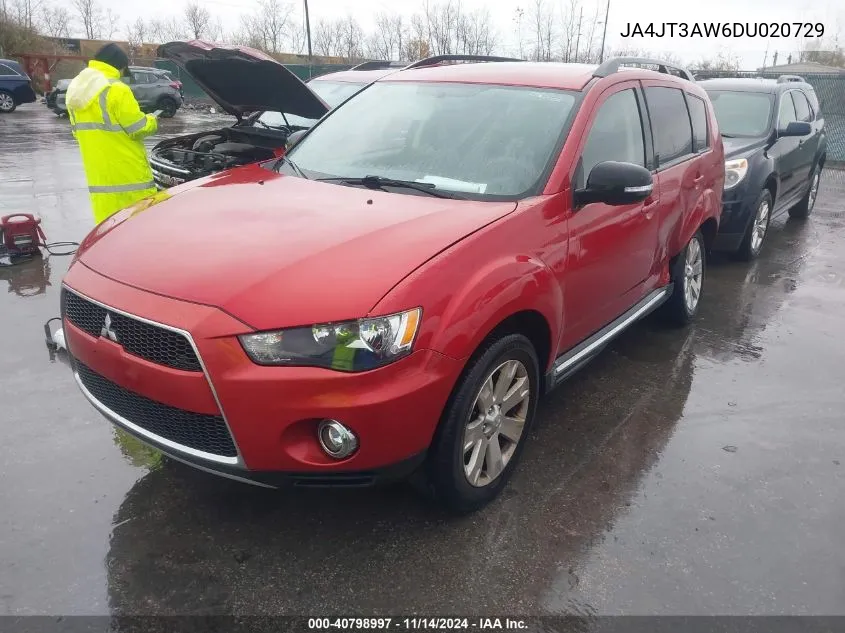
top-left (61, 56), bottom-right (723, 512)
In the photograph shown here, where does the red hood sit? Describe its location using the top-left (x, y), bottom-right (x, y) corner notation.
top-left (76, 166), bottom-right (517, 331)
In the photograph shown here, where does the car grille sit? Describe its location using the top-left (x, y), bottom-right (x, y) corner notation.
top-left (76, 361), bottom-right (237, 458)
top-left (150, 158), bottom-right (189, 188)
top-left (61, 288), bottom-right (202, 372)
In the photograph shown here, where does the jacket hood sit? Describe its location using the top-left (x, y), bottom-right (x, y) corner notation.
top-left (65, 63), bottom-right (115, 110)
top-left (157, 40), bottom-right (329, 120)
top-left (75, 165), bottom-right (517, 331)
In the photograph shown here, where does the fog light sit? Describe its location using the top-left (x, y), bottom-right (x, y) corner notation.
top-left (317, 420), bottom-right (358, 459)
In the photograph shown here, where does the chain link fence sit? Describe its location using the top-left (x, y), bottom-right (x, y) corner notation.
top-left (692, 70), bottom-right (845, 165)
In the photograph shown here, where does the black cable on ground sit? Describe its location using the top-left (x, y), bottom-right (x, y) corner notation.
top-left (42, 241), bottom-right (79, 256)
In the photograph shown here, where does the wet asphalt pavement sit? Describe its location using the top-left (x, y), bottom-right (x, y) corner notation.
top-left (2, 103), bottom-right (845, 617)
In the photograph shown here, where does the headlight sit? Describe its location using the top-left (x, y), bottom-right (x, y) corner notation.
top-left (239, 308), bottom-right (422, 371)
top-left (724, 158), bottom-right (748, 190)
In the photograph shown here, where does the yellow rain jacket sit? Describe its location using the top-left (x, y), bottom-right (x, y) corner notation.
top-left (66, 60), bottom-right (158, 224)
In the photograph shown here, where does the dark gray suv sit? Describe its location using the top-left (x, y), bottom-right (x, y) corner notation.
top-left (124, 66), bottom-right (184, 117)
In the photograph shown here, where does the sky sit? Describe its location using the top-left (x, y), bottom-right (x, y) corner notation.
top-left (57, 0), bottom-right (845, 68)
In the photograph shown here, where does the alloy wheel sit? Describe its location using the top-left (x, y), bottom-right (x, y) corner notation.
top-left (683, 237), bottom-right (703, 313)
top-left (750, 199), bottom-right (770, 253)
top-left (462, 359), bottom-right (530, 487)
top-left (0, 93), bottom-right (14, 112)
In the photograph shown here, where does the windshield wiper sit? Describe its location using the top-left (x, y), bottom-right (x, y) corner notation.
top-left (275, 155), bottom-right (309, 179)
top-left (316, 175), bottom-right (467, 199)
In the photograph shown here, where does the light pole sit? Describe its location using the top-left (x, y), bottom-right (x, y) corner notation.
top-left (599, 0), bottom-right (610, 63)
top-left (304, 0), bottom-right (313, 63)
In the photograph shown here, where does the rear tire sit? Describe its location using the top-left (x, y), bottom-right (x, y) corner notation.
top-left (789, 165), bottom-right (821, 219)
top-left (157, 97), bottom-right (178, 118)
top-left (736, 189), bottom-right (772, 261)
top-left (661, 230), bottom-right (706, 326)
top-left (424, 334), bottom-right (540, 514)
top-left (0, 90), bottom-right (16, 113)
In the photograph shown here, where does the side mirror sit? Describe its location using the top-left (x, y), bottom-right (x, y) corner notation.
top-left (573, 161), bottom-right (654, 207)
top-left (779, 121), bottom-right (811, 137)
top-left (286, 129), bottom-right (307, 151)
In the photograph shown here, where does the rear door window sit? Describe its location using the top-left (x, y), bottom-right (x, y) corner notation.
top-left (0, 64), bottom-right (20, 76)
top-left (686, 94), bottom-right (709, 152)
top-left (578, 88), bottom-right (646, 188)
top-left (791, 90), bottom-right (812, 122)
top-left (644, 86), bottom-right (694, 167)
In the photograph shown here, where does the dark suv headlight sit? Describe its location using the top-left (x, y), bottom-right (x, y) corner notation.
top-left (724, 158), bottom-right (749, 190)
top-left (239, 308), bottom-right (422, 372)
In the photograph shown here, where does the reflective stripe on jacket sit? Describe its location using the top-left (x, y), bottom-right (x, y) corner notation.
top-left (66, 60), bottom-right (158, 224)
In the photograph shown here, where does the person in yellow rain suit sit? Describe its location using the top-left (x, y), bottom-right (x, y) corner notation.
top-left (66, 43), bottom-right (159, 225)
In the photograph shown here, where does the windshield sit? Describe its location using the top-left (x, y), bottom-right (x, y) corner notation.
top-left (287, 81), bottom-right (578, 198)
top-left (253, 80), bottom-right (367, 130)
top-left (706, 90), bottom-right (774, 137)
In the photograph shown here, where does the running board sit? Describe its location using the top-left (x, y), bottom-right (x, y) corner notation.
top-left (545, 285), bottom-right (672, 392)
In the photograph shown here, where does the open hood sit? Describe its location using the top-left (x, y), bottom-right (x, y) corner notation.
top-left (157, 40), bottom-right (329, 119)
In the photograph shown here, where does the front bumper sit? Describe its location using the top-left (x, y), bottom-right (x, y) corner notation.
top-left (61, 263), bottom-right (462, 486)
top-left (712, 183), bottom-right (758, 252)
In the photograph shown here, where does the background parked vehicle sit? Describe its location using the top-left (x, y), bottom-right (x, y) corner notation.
top-left (125, 66), bottom-right (184, 118)
top-left (0, 58), bottom-right (37, 113)
top-left (45, 78), bottom-right (72, 115)
top-left (148, 42), bottom-right (404, 189)
top-left (44, 67), bottom-right (182, 118)
top-left (701, 75), bottom-right (827, 260)
top-left (61, 56), bottom-right (723, 513)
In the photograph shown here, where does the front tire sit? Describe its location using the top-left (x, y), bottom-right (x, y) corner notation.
top-left (661, 230), bottom-right (706, 326)
top-left (736, 189), bottom-right (772, 261)
top-left (789, 165), bottom-right (821, 219)
top-left (425, 334), bottom-right (540, 514)
top-left (0, 90), bottom-right (16, 113)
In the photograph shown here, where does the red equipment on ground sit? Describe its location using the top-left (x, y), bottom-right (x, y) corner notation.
top-left (0, 214), bottom-right (47, 256)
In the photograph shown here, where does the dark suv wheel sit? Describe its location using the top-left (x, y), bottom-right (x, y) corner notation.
top-left (424, 333), bottom-right (540, 514)
top-left (789, 165), bottom-right (821, 219)
top-left (737, 189), bottom-right (772, 261)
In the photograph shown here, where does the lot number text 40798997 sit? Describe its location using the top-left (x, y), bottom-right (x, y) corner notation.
top-left (307, 618), bottom-right (528, 630)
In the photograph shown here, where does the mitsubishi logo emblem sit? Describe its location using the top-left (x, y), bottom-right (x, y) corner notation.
top-left (101, 313), bottom-right (119, 342)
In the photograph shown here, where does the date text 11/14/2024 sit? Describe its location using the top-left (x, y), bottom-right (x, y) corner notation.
top-left (308, 618), bottom-right (528, 630)
top-left (620, 21), bottom-right (824, 38)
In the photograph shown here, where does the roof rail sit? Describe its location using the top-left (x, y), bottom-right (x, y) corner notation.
top-left (349, 60), bottom-right (406, 71)
top-left (777, 74), bottom-right (805, 83)
top-left (594, 57), bottom-right (695, 82)
top-left (403, 54), bottom-right (523, 70)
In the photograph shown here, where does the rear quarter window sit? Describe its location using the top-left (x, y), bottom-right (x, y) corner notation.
top-left (686, 94), bottom-right (709, 152)
top-left (644, 86), bottom-right (694, 167)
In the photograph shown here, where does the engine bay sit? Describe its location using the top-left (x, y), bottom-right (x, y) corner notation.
top-left (150, 127), bottom-right (286, 187)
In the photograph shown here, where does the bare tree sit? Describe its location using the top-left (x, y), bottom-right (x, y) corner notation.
top-left (368, 11), bottom-right (406, 60)
top-left (234, 0), bottom-right (295, 53)
top-left (40, 3), bottom-right (71, 38)
top-left (71, 0), bottom-right (103, 39)
top-left (695, 52), bottom-right (742, 72)
top-left (103, 6), bottom-right (119, 39)
top-left (147, 16), bottom-right (184, 42)
top-left (184, 1), bottom-right (211, 39)
top-left (456, 8), bottom-right (496, 55)
top-left (513, 7), bottom-right (525, 58)
top-left (313, 18), bottom-right (344, 57)
top-left (529, 0), bottom-right (554, 61)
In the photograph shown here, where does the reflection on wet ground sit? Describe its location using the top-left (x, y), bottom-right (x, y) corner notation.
top-left (1, 105), bottom-right (844, 616)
